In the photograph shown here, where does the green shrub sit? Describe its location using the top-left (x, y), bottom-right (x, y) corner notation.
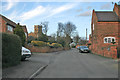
top-left (51, 43), bottom-right (62, 48)
top-left (14, 24), bottom-right (26, 46)
top-left (31, 41), bottom-right (49, 47)
top-left (57, 38), bottom-right (66, 47)
top-left (2, 33), bottom-right (22, 68)
top-left (38, 34), bottom-right (48, 42)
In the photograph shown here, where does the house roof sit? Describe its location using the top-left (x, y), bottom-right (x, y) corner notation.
top-left (0, 14), bottom-right (16, 27)
top-left (95, 11), bottom-right (119, 22)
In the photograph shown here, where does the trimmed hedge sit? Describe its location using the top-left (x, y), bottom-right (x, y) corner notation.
top-left (51, 43), bottom-right (62, 48)
top-left (2, 33), bottom-right (22, 68)
top-left (31, 41), bottom-right (49, 47)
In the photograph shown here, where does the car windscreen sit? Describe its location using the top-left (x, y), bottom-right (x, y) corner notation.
top-left (80, 46), bottom-right (88, 48)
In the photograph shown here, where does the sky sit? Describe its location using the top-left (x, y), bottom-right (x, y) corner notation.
top-left (1, 0), bottom-right (119, 39)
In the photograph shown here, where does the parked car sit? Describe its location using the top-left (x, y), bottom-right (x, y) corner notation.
top-left (76, 46), bottom-right (80, 49)
top-left (79, 46), bottom-right (90, 53)
top-left (21, 47), bottom-right (31, 60)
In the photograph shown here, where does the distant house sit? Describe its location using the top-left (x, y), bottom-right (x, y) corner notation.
top-left (0, 14), bottom-right (16, 33)
top-left (89, 3), bottom-right (120, 58)
top-left (28, 25), bottom-right (42, 38)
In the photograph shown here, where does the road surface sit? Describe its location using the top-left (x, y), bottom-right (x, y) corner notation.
top-left (35, 48), bottom-right (118, 78)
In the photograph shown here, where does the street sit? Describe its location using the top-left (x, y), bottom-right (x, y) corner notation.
top-left (3, 49), bottom-right (118, 78)
top-left (35, 48), bottom-right (118, 78)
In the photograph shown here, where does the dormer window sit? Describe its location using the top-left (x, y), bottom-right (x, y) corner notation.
top-left (104, 37), bottom-right (115, 43)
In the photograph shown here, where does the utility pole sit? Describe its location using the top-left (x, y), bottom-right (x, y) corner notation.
top-left (86, 28), bottom-right (87, 40)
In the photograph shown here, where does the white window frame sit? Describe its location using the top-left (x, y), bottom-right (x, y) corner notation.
top-left (7, 25), bottom-right (13, 32)
top-left (104, 37), bottom-right (115, 43)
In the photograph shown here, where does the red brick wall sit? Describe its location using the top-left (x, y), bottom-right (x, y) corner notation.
top-left (91, 22), bottom-right (119, 58)
top-left (0, 17), bottom-right (14, 34)
top-left (25, 46), bottom-right (63, 53)
top-left (113, 3), bottom-right (120, 19)
top-left (90, 8), bottom-right (120, 58)
top-left (0, 17), bottom-right (7, 33)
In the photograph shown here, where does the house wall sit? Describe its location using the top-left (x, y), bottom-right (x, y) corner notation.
top-left (0, 17), bottom-right (14, 34)
top-left (0, 17), bottom-right (7, 33)
top-left (90, 7), bottom-right (120, 58)
top-left (91, 22), bottom-right (119, 58)
top-left (113, 3), bottom-right (120, 19)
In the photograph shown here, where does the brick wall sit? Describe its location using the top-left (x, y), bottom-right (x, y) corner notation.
top-left (90, 22), bottom-right (119, 58)
top-left (90, 7), bottom-right (120, 58)
top-left (25, 46), bottom-right (63, 53)
top-left (0, 17), bottom-right (6, 33)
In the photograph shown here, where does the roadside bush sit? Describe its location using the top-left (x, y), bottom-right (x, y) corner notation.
top-left (2, 33), bottom-right (22, 68)
top-left (51, 43), bottom-right (62, 48)
top-left (57, 38), bottom-right (66, 47)
top-left (31, 41), bottom-right (49, 47)
top-left (38, 34), bottom-right (48, 42)
top-left (14, 24), bottom-right (26, 46)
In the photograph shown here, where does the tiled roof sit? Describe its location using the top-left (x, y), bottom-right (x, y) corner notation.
top-left (95, 11), bottom-right (119, 22)
top-left (0, 14), bottom-right (16, 27)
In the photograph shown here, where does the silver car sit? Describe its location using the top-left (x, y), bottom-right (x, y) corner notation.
top-left (79, 46), bottom-right (90, 53)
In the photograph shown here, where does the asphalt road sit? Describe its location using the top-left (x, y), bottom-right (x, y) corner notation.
top-left (35, 48), bottom-right (118, 78)
top-left (2, 48), bottom-right (118, 78)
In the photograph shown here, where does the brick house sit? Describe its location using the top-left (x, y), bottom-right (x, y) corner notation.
top-left (89, 3), bottom-right (120, 58)
top-left (0, 14), bottom-right (16, 33)
top-left (0, 14), bottom-right (28, 41)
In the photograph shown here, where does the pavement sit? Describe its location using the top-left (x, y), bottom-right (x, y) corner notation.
top-left (2, 52), bottom-right (55, 78)
top-left (2, 49), bottom-right (119, 78)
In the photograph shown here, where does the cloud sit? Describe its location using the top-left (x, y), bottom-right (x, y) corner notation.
top-left (77, 10), bottom-right (92, 16)
top-left (100, 3), bottom-right (111, 10)
top-left (20, 5), bottom-right (47, 22)
top-left (76, 8), bottom-right (83, 12)
top-left (8, 11), bottom-right (18, 20)
top-left (3, 0), bottom-right (19, 11)
top-left (19, 3), bottom-right (78, 22)
top-left (47, 3), bottom-right (78, 17)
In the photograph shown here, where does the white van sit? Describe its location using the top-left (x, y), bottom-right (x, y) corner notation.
top-left (21, 47), bottom-right (31, 60)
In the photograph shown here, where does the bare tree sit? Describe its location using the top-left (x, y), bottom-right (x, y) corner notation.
top-left (57, 22), bottom-right (64, 37)
top-left (41, 21), bottom-right (49, 35)
top-left (64, 22), bottom-right (76, 37)
top-left (73, 33), bottom-right (80, 44)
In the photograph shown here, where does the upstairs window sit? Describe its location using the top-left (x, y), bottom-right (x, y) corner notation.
top-left (7, 25), bottom-right (13, 32)
top-left (104, 37), bottom-right (115, 43)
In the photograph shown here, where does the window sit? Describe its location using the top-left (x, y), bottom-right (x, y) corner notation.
top-left (7, 25), bottom-right (13, 32)
top-left (104, 37), bottom-right (115, 43)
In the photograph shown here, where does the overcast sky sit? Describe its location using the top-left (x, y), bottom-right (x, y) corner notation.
top-left (1, 0), bottom-right (119, 38)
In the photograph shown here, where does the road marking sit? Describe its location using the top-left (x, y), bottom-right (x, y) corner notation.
top-left (28, 65), bottom-right (48, 80)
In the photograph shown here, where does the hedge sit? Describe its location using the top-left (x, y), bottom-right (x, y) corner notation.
top-left (51, 43), bottom-right (62, 48)
top-left (31, 41), bottom-right (49, 47)
top-left (2, 33), bottom-right (22, 68)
